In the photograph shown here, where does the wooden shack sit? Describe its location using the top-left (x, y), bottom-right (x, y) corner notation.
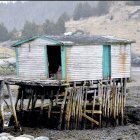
top-left (7, 35), bottom-right (135, 130)
top-left (12, 35), bottom-right (134, 81)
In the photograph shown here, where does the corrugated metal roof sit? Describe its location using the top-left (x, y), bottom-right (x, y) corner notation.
top-left (11, 35), bottom-right (135, 47)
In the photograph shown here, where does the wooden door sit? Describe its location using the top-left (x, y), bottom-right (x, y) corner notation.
top-left (103, 45), bottom-right (111, 79)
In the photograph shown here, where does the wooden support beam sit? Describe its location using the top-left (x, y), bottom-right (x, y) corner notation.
top-left (91, 89), bottom-right (96, 128)
top-left (85, 110), bottom-right (102, 114)
top-left (0, 80), bottom-right (4, 132)
top-left (58, 90), bottom-right (67, 130)
top-left (6, 83), bottom-right (22, 132)
top-left (121, 78), bottom-right (124, 125)
top-left (83, 87), bottom-right (87, 129)
top-left (82, 113), bottom-right (99, 125)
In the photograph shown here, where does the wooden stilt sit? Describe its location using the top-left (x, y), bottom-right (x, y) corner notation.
top-left (119, 80), bottom-right (122, 124)
top-left (20, 89), bottom-right (24, 111)
top-left (116, 82), bottom-right (120, 126)
top-left (3, 77), bottom-right (127, 129)
top-left (78, 87), bottom-right (83, 129)
top-left (0, 80), bottom-right (4, 132)
top-left (91, 89), bottom-right (96, 128)
top-left (59, 90), bottom-right (67, 130)
top-left (6, 83), bottom-right (22, 132)
top-left (48, 90), bottom-right (52, 119)
top-left (40, 95), bottom-right (45, 114)
top-left (27, 95), bottom-right (32, 110)
top-left (83, 87), bottom-right (87, 129)
top-left (121, 78), bottom-right (124, 125)
top-left (15, 87), bottom-right (22, 110)
top-left (99, 82), bottom-right (103, 128)
top-left (123, 78), bottom-right (127, 124)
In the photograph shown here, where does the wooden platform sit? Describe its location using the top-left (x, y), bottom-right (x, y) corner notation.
top-left (4, 78), bottom-right (67, 86)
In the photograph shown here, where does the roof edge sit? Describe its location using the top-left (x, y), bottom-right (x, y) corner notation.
top-left (11, 35), bottom-right (64, 47)
top-left (11, 35), bottom-right (136, 47)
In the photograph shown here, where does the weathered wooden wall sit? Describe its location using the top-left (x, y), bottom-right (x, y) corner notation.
top-left (66, 44), bottom-right (131, 81)
top-left (111, 44), bottom-right (131, 78)
top-left (66, 45), bottom-right (103, 81)
top-left (17, 38), bottom-right (55, 79)
top-left (17, 38), bottom-right (131, 80)
top-left (18, 44), bottom-right (45, 79)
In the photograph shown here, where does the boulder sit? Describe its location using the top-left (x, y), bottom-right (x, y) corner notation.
top-left (0, 133), bottom-right (14, 140)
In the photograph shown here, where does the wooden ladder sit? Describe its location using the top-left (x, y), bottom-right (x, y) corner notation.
top-left (83, 86), bottom-right (102, 129)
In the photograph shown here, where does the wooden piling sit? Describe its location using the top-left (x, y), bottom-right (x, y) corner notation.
top-left (0, 80), bottom-right (4, 132)
top-left (3, 78), bottom-right (127, 130)
top-left (6, 83), bottom-right (21, 131)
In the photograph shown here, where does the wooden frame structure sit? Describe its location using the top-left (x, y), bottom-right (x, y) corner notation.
top-left (0, 77), bottom-right (127, 130)
top-left (0, 35), bottom-right (133, 130)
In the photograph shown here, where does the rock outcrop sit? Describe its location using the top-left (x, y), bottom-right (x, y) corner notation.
top-left (0, 133), bottom-right (49, 140)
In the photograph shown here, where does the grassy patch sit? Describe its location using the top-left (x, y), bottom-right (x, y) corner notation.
top-left (0, 67), bottom-right (16, 75)
top-left (0, 47), bottom-right (15, 58)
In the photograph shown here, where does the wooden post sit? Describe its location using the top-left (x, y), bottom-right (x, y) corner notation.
top-left (15, 87), bottom-right (22, 110)
top-left (121, 78), bottom-right (124, 125)
top-left (99, 81), bottom-right (103, 127)
top-left (65, 89), bottom-right (71, 130)
top-left (78, 86), bottom-right (83, 129)
top-left (117, 86), bottom-right (119, 126)
top-left (91, 89), bottom-right (96, 128)
top-left (123, 78), bottom-right (127, 122)
top-left (83, 87), bottom-right (87, 129)
top-left (59, 89), bottom-right (67, 130)
top-left (6, 83), bottom-right (21, 131)
top-left (0, 80), bottom-right (4, 132)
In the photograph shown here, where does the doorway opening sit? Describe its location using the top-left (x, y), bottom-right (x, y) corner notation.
top-left (47, 45), bottom-right (61, 79)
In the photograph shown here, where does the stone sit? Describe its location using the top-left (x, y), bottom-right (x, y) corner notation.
top-left (0, 133), bottom-right (11, 137)
top-left (0, 136), bottom-right (10, 140)
top-left (34, 136), bottom-right (49, 140)
top-left (11, 137), bottom-right (32, 140)
top-left (19, 134), bottom-right (34, 140)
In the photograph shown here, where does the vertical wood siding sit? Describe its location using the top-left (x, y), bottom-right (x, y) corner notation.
top-left (66, 45), bottom-right (103, 81)
top-left (111, 44), bottom-right (131, 78)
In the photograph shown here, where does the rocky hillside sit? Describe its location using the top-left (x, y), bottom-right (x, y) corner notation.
top-left (65, 2), bottom-right (140, 56)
